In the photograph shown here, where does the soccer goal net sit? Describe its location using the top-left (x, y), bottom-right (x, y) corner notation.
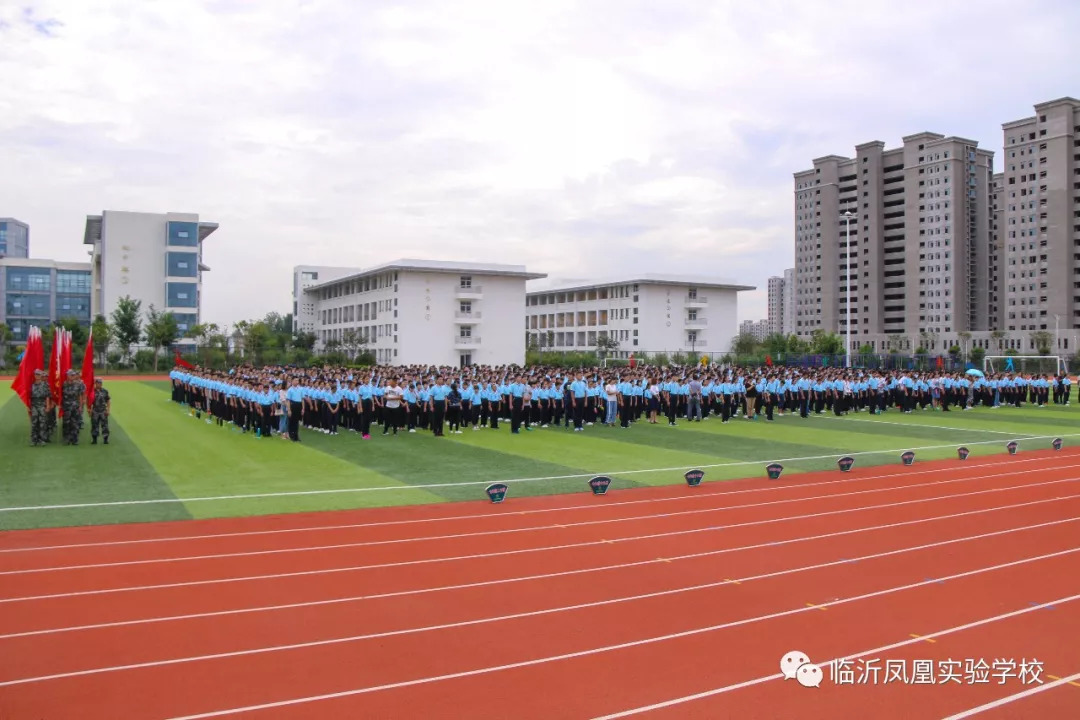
top-left (984, 355), bottom-right (1065, 376)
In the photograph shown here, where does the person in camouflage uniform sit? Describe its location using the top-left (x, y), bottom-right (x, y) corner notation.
top-left (90, 378), bottom-right (111, 445)
top-left (29, 369), bottom-right (53, 447)
top-left (44, 379), bottom-right (58, 442)
top-left (61, 369), bottom-right (85, 445)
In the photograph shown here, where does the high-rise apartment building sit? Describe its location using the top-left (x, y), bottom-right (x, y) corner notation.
top-left (998, 98), bottom-right (1080, 338)
top-left (84, 211), bottom-right (218, 336)
top-left (782, 267), bottom-right (795, 337)
top-left (739, 318), bottom-right (769, 342)
top-left (0, 218), bottom-right (30, 258)
top-left (767, 275), bottom-right (785, 335)
top-left (793, 134), bottom-right (994, 347)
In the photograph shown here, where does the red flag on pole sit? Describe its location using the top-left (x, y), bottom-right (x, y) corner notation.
top-left (174, 350), bottom-right (194, 369)
top-left (49, 327), bottom-right (63, 410)
top-left (628, 353), bottom-right (636, 369)
top-left (936, 355), bottom-right (943, 369)
top-left (9, 326), bottom-right (43, 407)
top-left (766, 355), bottom-right (773, 367)
top-left (61, 329), bottom-right (72, 381)
top-left (82, 329), bottom-right (95, 409)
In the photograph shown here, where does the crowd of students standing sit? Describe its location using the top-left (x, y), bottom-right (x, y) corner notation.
top-left (168, 364), bottom-right (1072, 443)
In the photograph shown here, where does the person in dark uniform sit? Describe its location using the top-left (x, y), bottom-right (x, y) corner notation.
top-left (90, 378), bottom-right (111, 445)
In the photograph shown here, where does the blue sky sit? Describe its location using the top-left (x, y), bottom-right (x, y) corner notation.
top-left (1, 0), bottom-right (1077, 331)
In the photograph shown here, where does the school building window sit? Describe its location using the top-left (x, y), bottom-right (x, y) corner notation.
top-left (5, 267), bottom-right (50, 292)
top-left (167, 252), bottom-right (199, 278)
top-left (172, 313), bottom-right (198, 334)
top-left (55, 271), bottom-right (91, 294)
top-left (167, 221), bottom-right (199, 247)
top-left (56, 294), bottom-right (91, 321)
top-left (167, 282), bottom-right (198, 308)
top-left (5, 293), bottom-right (50, 317)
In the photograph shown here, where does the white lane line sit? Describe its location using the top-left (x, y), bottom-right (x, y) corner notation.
top-left (2, 518), bottom-right (1077, 690)
top-left (157, 559), bottom-right (1080, 719)
top-left (3, 433), bottom-right (1075, 513)
top-left (5, 494), bottom-right (1074, 640)
top-left (4, 477), bottom-right (1078, 604)
top-left (940, 671), bottom-right (1080, 719)
top-left (8, 462), bottom-right (1080, 576)
top-left (817, 414), bottom-right (1026, 436)
top-left (1, 453), bottom-right (1065, 555)
top-left (593, 595), bottom-right (1080, 719)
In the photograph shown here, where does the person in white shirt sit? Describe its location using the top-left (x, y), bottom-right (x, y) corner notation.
top-left (604, 380), bottom-right (618, 425)
top-left (383, 380), bottom-right (404, 436)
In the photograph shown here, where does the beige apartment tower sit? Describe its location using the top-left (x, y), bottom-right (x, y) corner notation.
top-left (998, 97), bottom-right (1080, 339)
top-left (793, 135), bottom-right (994, 347)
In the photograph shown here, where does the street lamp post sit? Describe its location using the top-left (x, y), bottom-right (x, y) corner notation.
top-left (1054, 314), bottom-right (1061, 371)
top-left (843, 211), bottom-right (853, 369)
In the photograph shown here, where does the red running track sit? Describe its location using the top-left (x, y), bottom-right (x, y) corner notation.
top-left (1, 449), bottom-right (1080, 719)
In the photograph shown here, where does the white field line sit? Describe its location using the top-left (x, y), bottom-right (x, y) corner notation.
top-left (0, 453), bottom-right (1070, 556)
top-left (159, 557), bottom-right (1080, 719)
top-left (816, 414), bottom-right (1024, 436)
top-left (7, 463), bottom-right (1080, 576)
top-left (2, 433), bottom-right (1075, 513)
top-left (593, 593), bottom-right (1080, 719)
top-left (2, 519), bottom-right (1077, 690)
top-left (940, 671), bottom-right (1080, 719)
top-left (4, 477), bottom-right (1079, 604)
top-left (4, 493), bottom-right (1075, 641)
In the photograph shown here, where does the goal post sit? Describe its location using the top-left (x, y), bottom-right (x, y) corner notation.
top-left (984, 355), bottom-right (1065, 376)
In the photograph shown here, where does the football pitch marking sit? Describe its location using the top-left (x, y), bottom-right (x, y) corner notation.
top-left (1, 432), bottom-right (1078, 514)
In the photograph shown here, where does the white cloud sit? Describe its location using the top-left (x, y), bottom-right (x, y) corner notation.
top-left (1, 0), bottom-right (1077, 331)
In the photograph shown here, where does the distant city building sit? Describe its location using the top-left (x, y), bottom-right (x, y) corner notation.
top-left (998, 97), bottom-right (1080, 350)
top-left (526, 276), bottom-right (753, 358)
top-left (0, 218), bottom-right (30, 259)
top-left (84, 211), bottom-right (218, 337)
top-left (782, 267), bottom-right (795, 337)
top-left (0, 258), bottom-right (91, 342)
top-left (767, 274), bottom-right (793, 336)
top-left (295, 259), bottom-right (545, 366)
top-left (739, 318), bottom-right (769, 342)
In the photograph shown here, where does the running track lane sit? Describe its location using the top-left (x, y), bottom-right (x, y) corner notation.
top-left (1, 463), bottom-right (1077, 634)
top-left (2, 462), bottom-right (1080, 716)
top-left (3, 495), bottom-right (1080, 678)
top-left (7, 527), bottom-right (1069, 718)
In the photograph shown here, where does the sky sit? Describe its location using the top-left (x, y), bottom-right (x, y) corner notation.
top-left (1, 0), bottom-right (1077, 330)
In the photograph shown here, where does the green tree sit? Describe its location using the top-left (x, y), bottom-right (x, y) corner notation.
top-left (292, 331), bottom-right (316, 352)
top-left (244, 321), bottom-right (273, 362)
top-left (595, 333), bottom-right (619, 360)
top-left (1031, 330), bottom-right (1053, 356)
top-left (810, 330), bottom-right (844, 356)
top-left (91, 315), bottom-right (112, 362)
top-left (144, 305), bottom-right (179, 371)
top-left (111, 296), bottom-right (143, 364)
top-left (730, 332), bottom-right (760, 357)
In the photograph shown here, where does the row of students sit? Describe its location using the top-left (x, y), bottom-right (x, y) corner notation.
top-left (168, 365), bottom-right (1072, 441)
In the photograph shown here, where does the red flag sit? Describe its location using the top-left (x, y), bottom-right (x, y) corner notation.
top-left (82, 329), bottom-right (95, 409)
top-left (766, 355), bottom-right (773, 367)
top-left (628, 353), bottom-right (636, 369)
top-left (61, 329), bottom-right (72, 382)
top-left (49, 327), bottom-right (63, 408)
top-left (936, 355), bottom-right (943, 369)
top-left (174, 350), bottom-right (194, 369)
top-left (9, 326), bottom-right (43, 407)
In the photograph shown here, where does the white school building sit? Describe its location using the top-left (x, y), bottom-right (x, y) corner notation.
top-left (293, 259), bottom-right (546, 366)
top-left (524, 276), bottom-right (754, 358)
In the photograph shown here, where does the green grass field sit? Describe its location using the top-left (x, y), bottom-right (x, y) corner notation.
top-left (1, 380), bottom-right (1076, 531)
